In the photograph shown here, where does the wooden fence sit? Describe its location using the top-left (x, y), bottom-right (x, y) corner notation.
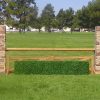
top-left (6, 48), bottom-right (95, 74)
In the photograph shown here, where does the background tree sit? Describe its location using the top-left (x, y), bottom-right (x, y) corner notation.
top-left (30, 4), bottom-right (38, 28)
top-left (34, 17), bottom-right (42, 32)
top-left (41, 4), bottom-right (55, 32)
top-left (56, 9), bottom-right (65, 30)
top-left (76, 7), bottom-right (90, 29)
top-left (75, 0), bottom-right (100, 30)
top-left (51, 18), bottom-right (59, 29)
top-left (64, 7), bottom-right (74, 28)
top-left (6, 0), bottom-right (37, 32)
top-left (87, 0), bottom-right (100, 29)
top-left (1, 0), bottom-right (99, 32)
top-left (71, 14), bottom-right (80, 32)
top-left (0, 0), bottom-right (7, 24)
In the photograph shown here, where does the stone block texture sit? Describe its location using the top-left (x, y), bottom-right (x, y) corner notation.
top-left (95, 26), bottom-right (100, 70)
top-left (0, 26), bottom-right (6, 73)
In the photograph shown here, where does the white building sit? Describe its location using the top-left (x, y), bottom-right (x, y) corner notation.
top-left (30, 28), bottom-right (39, 32)
top-left (29, 26), bottom-right (45, 32)
top-left (80, 28), bottom-right (89, 32)
top-left (63, 27), bottom-right (71, 32)
top-left (5, 25), bottom-right (19, 32)
top-left (41, 27), bottom-right (45, 32)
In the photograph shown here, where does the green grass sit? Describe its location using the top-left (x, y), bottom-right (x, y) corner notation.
top-left (6, 32), bottom-right (94, 57)
top-left (0, 75), bottom-right (100, 100)
top-left (0, 31), bottom-right (98, 100)
top-left (6, 32), bottom-right (94, 48)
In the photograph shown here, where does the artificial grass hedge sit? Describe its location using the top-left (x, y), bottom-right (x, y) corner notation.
top-left (14, 61), bottom-right (89, 75)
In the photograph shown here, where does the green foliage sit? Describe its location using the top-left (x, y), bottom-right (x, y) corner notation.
top-left (5, 0), bottom-right (37, 32)
top-left (75, 0), bottom-right (100, 29)
top-left (87, 0), bottom-right (100, 28)
top-left (51, 19), bottom-right (59, 28)
top-left (56, 8), bottom-right (74, 30)
top-left (14, 61), bottom-right (89, 75)
top-left (0, 0), bottom-right (99, 31)
top-left (56, 9), bottom-right (65, 29)
top-left (41, 3), bottom-right (55, 32)
top-left (64, 7), bottom-right (74, 27)
top-left (1, 0), bottom-right (99, 30)
top-left (0, 0), bottom-right (6, 24)
top-left (76, 7), bottom-right (90, 29)
top-left (33, 17), bottom-right (43, 32)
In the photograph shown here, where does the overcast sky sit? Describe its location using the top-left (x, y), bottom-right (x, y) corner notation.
top-left (36, 0), bottom-right (92, 15)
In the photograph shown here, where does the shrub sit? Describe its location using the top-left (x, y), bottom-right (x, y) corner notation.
top-left (14, 61), bottom-right (89, 75)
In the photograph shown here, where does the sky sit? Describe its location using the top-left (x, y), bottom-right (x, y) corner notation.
top-left (36, 0), bottom-right (92, 15)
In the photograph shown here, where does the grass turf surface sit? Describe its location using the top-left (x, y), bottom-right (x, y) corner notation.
top-left (1, 32), bottom-right (99, 100)
top-left (0, 75), bottom-right (100, 100)
top-left (6, 32), bottom-right (94, 57)
top-left (6, 32), bottom-right (94, 48)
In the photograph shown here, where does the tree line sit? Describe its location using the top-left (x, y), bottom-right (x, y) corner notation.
top-left (0, 0), bottom-right (100, 32)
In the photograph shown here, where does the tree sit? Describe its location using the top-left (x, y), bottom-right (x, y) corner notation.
top-left (71, 14), bottom-right (80, 32)
top-left (0, 0), bottom-right (7, 24)
top-left (51, 18), bottom-right (59, 29)
top-left (87, 0), bottom-right (100, 28)
top-left (56, 9), bottom-right (65, 30)
top-left (29, 4), bottom-right (38, 28)
top-left (76, 7), bottom-right (90, 29)
top-left (75, 0), bottom-right (100, 30)
top-left (64, 7), bottom-right (74, 28)
top-left (41, 4), bottom-right (55, 32)
top-left (6, 0), bottom-right (37, 32)
top-left (34, 17), bottom-right (42, 32)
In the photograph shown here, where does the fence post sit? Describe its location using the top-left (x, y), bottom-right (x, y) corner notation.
top-left (95, 26), bottom-right (100, 72)
top-left (0, 25), bottom-right (6, 73)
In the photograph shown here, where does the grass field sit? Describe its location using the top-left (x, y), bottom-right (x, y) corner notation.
top-left (6, 32), bottom-right (94, 57)
top-left (6, 32), bottom-right (94, 48)
top-left (1, 32), bottom-right (100, 100)
top-left (0, 75), bottom-right (100, 100)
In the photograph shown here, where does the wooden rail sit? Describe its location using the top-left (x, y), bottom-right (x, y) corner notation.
top-left (7, 56), bottom-right (93, 61)
top-left (6, 48), bottom-right (95, 51)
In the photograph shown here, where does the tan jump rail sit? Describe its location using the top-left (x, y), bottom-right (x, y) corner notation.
top-left (6, 48), bottom-right (95, 51)
top-left (7, 56), bottom-right (93, 61)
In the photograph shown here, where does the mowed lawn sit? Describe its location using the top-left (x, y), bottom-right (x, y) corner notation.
top-left (6, 32), bottom-right (94, 48)
top-left (6, 32), bottom-right (94, 57)
top-left (0, 75), bottom-right (100, 100)
top-left (1, 32), bottom-right (100, 100)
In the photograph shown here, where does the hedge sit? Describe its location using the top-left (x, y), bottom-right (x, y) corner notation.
top-left (14, 61), bottom-right (89, 75)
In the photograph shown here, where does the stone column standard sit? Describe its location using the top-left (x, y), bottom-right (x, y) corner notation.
top-left (95, 26), bottom-right (100, 71)
top-left (0, 25), bottom-right (6, 73)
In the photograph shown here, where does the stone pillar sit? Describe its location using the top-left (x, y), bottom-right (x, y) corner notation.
top-left (0, 25), bottom-right (6, 73)
top-left (95, 26), bottom-right (100, 70)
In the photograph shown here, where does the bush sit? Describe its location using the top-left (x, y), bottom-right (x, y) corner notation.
top-left (14, 61), bottom-right (89, 75)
